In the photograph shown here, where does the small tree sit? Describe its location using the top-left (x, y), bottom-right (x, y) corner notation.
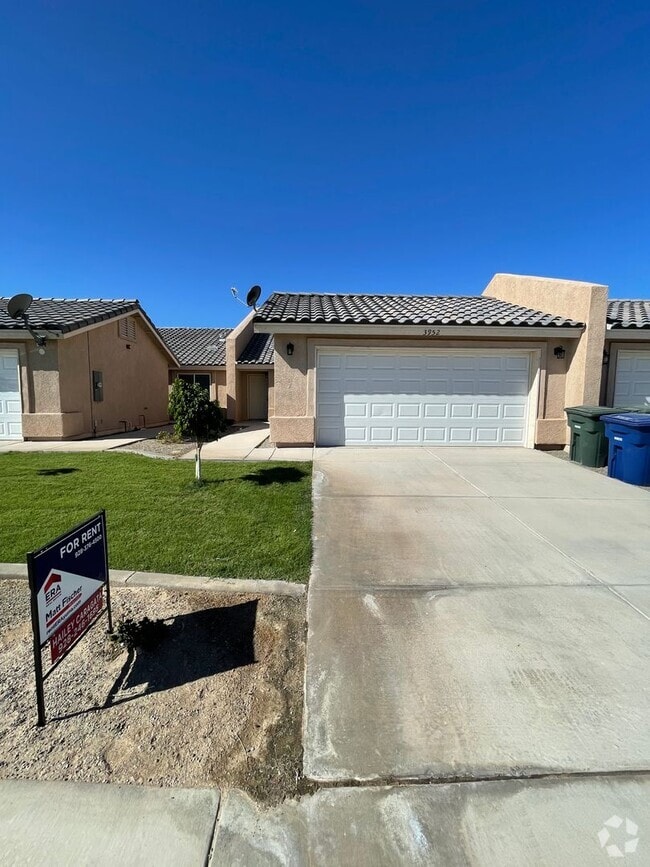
top-left (168, 379), bottom-right (227, 481)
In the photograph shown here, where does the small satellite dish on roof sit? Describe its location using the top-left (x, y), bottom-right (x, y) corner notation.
top-left (6, 292), bottom-right (47, 354)
top-left (7, 293), bottom-right (33, 320)
top-left (246, 285), bottom-right (261, 310)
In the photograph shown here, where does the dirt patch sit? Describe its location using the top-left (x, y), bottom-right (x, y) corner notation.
top-left (118, 437), bottom-right (195, 459)
top-left (0, 581), bottom-right (312, 804)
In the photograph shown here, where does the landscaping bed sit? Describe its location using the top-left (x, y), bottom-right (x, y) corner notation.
top-left (0, 580), bottom-right (310, 804)
top-left (0, 453), bottom-right (312, 582)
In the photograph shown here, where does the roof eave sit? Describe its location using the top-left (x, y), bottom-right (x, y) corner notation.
top-left (253, 322), bottom-right (584, 338)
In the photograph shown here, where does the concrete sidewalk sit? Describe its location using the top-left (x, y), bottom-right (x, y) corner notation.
top-left (0, 426), bottom-right (170, 453)
top-left (212, 775), bottom-right (649, 866)
top-left (180, 422), bottom-right (314, 461)
top-left (0, 779), bottom-right (219, 867)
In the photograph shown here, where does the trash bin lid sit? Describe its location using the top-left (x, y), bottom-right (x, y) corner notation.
top-left (565, 405), bottom-right (624, 419)
top-left (601, 413), bottom-right (650, 428)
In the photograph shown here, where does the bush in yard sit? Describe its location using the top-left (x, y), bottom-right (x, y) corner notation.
top-left (168, 379), bottom-right (227, 480)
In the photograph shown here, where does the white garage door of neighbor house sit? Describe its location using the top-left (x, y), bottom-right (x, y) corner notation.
top-left (0, 348), bottom-right (22, 439)
top-left (613, 350), bottom-right (650, 407)
top-left (316, 350), bottom-right (533, 447)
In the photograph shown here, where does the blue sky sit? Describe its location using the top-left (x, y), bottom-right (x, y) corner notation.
top-left (1, 1), bottom-right (649, 327)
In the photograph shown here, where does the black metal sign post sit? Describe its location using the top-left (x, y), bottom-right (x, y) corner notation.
top-left (27, 510), bottom-right (113, 727)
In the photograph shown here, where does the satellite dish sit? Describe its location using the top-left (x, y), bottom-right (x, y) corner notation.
top-left (246, 285), bottom-right (261, 309)
top-left (7, 293), bottom-right (33, 320)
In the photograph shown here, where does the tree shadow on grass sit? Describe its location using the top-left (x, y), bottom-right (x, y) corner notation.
top-left (186, 466), bottom-right (308, 489)
top-left (242, 467), bottom-right (308, 486)
top-left (37, 468), bottom-right (80, 476)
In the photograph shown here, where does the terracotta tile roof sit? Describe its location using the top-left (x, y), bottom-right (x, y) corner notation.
top-left (0, 297), bottom-right (141, 333)
top-left (254, 293), bottom-right (584, 328)
top-left (158, 327), bottom-right (231, 366)
top-left (607, 300), bottom-right (650, 329)
top-left (237, 332), bottom-right (274, 365)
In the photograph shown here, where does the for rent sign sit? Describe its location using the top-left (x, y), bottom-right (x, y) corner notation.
top-left (27, 511), bottom-right (113, 725)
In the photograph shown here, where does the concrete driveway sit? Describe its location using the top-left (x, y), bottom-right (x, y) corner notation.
top-left (306, 447), bottom-right (650, 782)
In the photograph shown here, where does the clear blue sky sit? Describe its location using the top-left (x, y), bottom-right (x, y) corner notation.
top-left (1, 2), bottom-right (649, 327)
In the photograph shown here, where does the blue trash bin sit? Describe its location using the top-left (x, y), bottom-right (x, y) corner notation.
top-left (601, 413), bottom-right (650, 485)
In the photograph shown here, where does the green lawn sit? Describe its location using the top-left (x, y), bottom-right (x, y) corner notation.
top-left (0, 453), bottom-right (312, 583)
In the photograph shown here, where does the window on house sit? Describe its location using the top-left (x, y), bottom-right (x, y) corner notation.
top-left (118, 317), bottom-right (137, 341)
top-left (179, 373), bottom-right (211, 393)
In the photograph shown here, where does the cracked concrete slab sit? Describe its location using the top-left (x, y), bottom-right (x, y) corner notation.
top-left (211, 775), bottom-right (650, 867)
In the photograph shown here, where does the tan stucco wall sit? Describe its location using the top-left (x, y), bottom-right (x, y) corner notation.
top-left (42, 314), bottom-right (172, 438)
top-left (268, 333), bottom-right (569, 447)
top-left (484, 274), bottom-right (607, 444)
top-left (226, 312), bottom-right (256, 421)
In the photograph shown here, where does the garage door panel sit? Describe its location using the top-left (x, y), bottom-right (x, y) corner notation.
top-left (397, 404), bottom-right (421, 418)
top-left (424, 404), bottom-right (447, 418)
top-left (613, 350), bottom-right (650, 407)
top-left (506, 356), bottom-right (528, 371)
top-left (0, 349), bottom-right (22, 440)
top-left (476, 428), bottom-right (500, 443)
top-left (316, 351), bottom-right (531, 447)
top-left (370, 427), bottom-right (395, 443)
top-left (397, 427), bottom-right (421, 443)
top-left (370, 403), bottom-right (394, 418)
top-left (503, 404), bottom-right (526, 419)
top-left (450, 426), bottom-right (473, 443)
top-left (344, 403), bottom-right (368, 418)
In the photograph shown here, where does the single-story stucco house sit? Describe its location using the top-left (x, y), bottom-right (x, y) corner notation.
top-left (253, 274), bottom-right (650, 449)
top-left (159, 312), bottom-right (274, 423)
top-left (0, 297), bottom-right (177, 440)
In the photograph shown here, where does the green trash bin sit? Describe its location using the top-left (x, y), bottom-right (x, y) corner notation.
top-left (565, 406), bottom-right (628, 468)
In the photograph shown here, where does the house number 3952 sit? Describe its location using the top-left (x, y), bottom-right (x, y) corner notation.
top-left (423, 329), bottom-right (441, 336)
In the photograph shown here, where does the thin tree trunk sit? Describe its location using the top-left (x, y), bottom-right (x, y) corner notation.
top-left (195, 443), bottom-right (202, 480)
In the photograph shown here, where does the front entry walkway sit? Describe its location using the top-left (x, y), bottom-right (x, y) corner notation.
top-left (306, 447), bottom-right (650, 782)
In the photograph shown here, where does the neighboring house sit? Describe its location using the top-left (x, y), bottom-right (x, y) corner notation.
top-left (159, 327), bottom-right (231, 406)
top-left (602, 301), bottom-right (650, 407)
top-left (160, 312), bottom-right (274, 423)
top-left (0, 297), bottom-right (177, 440)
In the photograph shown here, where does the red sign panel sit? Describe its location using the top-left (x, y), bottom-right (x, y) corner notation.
top-left (50, 588), bottom-right (105, 664)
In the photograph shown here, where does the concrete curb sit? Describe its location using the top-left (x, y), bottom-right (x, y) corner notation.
top-left (0, 563), bottom-right (306, 597)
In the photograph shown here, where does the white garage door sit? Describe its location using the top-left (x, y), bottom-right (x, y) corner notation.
top-left (0, 348), bottom-right (22, 439)
top-left (613, 350), bottom-right (650, 407)
top-left (316, 350), bottom-right (532, 447)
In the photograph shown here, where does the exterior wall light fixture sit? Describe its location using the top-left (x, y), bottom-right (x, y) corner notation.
top-left (287, 342), bottom-right (294, 356)
top-left (553, 346), bottom-right (566, 360)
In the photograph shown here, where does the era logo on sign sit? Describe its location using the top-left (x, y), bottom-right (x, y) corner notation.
top-left (43, 572), bottom-right (62, 606)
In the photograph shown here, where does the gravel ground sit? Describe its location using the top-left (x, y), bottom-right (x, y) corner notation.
top-left (118, 436), bottom-right (195, 459)
top-left (0, 581), bottom-right (309, 804)
top-left (545, 449), bottom-right (650, 492)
